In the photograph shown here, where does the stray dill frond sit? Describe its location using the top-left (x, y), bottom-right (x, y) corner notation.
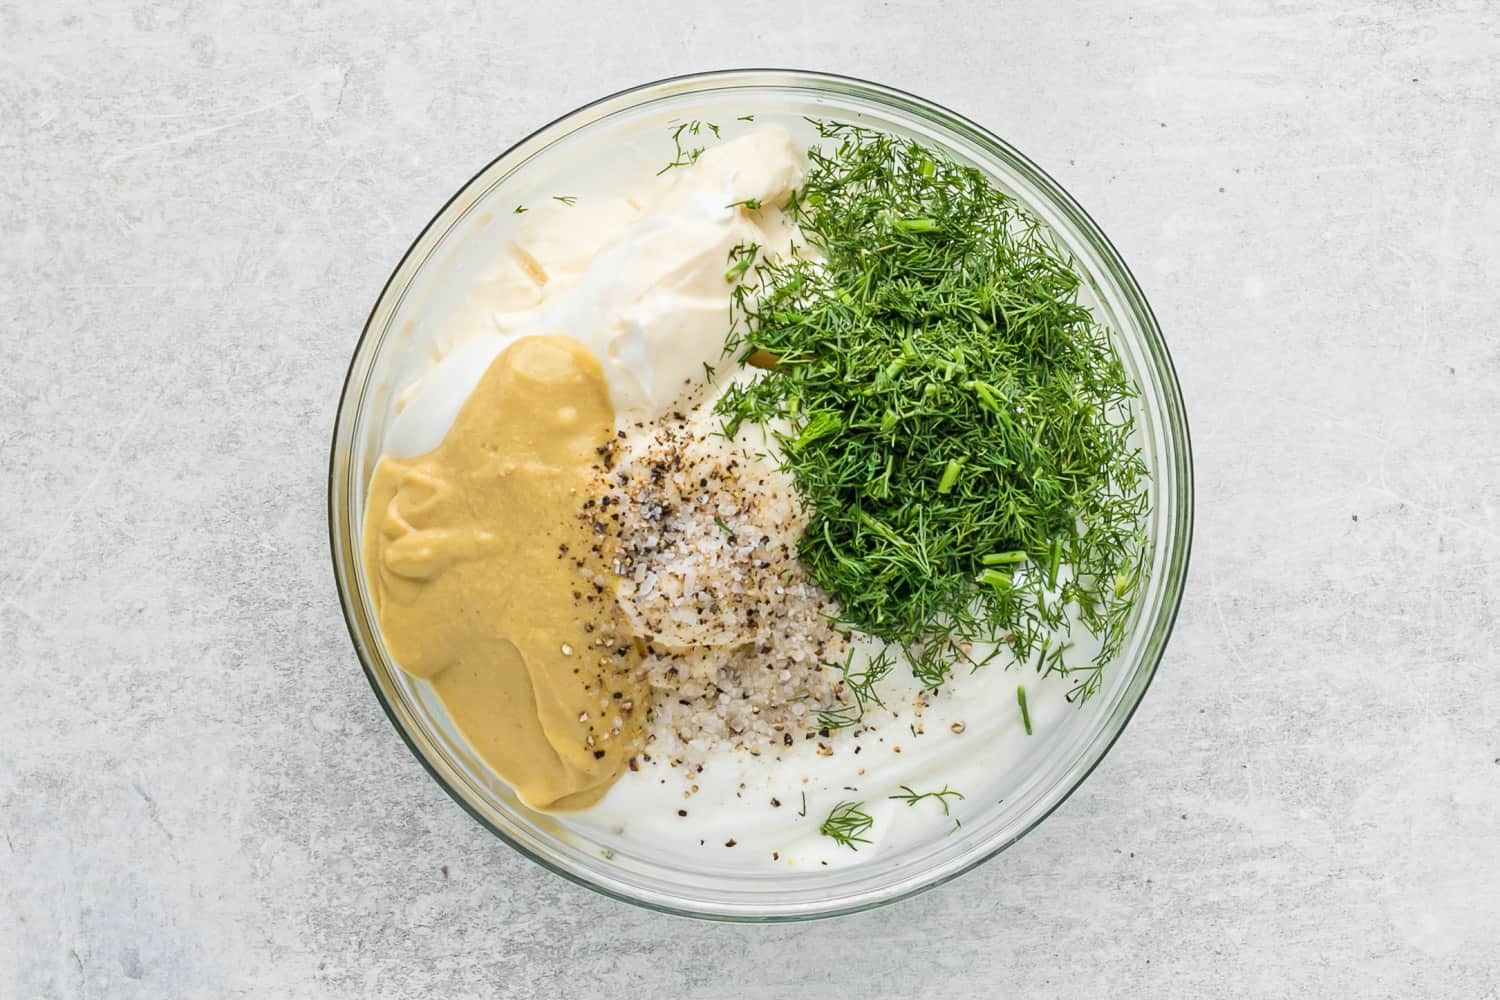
top-left (819, 801), bottom-right (873, 850)
top-left (889, 784), bottom-right (965, 816)
top-left (551, 195), bottom-right (577, 206)
top-left (723, 242), bottom-right (759, 284)
top-left (816, 646), bottom-right (895, 730)
top-left (657, 120), bottom-right (720, 175)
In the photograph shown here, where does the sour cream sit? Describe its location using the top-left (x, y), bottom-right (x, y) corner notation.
top-left (384, 128), bottom-right (802, 457)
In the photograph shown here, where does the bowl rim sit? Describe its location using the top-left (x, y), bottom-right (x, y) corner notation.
top-left (328, 67), bottom-right (1194, 921)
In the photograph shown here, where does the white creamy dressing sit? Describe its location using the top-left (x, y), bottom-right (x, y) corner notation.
top-left (581, 646), bottom-right (1078, 869)
top-left (381, 127), bottom-right (1079, 867)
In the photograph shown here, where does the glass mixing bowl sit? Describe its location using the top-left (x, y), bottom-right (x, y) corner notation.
top-left (329, 69), bottom-right (1193, 921)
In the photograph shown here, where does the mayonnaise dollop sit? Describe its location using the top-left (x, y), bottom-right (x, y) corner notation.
top-left (385, 128), bottom-right (802, 457)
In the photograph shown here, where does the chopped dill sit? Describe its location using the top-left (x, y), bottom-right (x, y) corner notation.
top-left (723, 242), bottom-right (759, 284)
top-left (816, 646), bottom-right (895, 730)
top-left (737, 114), bottom-right (756, 122)
top-left (716, 120), bottom-right (1150, 693)
top-left (819, 801), bottom-right (874, 850)
top-left (798, 791), bottom-right (807, 817)
top-left (657, 120), bottom-right (719, 174)
top-left (889, 784), bottom-right (965, 816)
top-left (714, 516), bottom-right (737, 540)
top-left (513, 204), bottom-right (527, 214)
top-left (1017, 683), bottom-right (1033, 735)
top-left (551, 195), bottom-right (577, 206)
top-left (727, 197), bottom-right (763, 210)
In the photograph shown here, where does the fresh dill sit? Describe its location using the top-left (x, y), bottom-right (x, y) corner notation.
top-left (889, 784), bottom-right (965, 816)
top-left (816, 646), bottom-right (895, 730)
top-left (714, 516), bottom-right (737, 540)
top-left (657, 120), bottom-right (719, 175)
top-left (1030, 638), bottom-right (1100, 704)
top-left (513, 204), bottom-right (527, 214)
top-left (737, 114), bottom-right (756, 122)
top-left (716, 120), bottom-right (1150, 694)
top-left (1016, 684), bottom-right (1033, 735)
top-left (819, 801), bottom-right (874, 850)
top-left (552, 195), bottom-right (577, 206)
top-left (798, 791), bottom-right (807, 817)
top-left (727, 197), bottom-right (763, 210)
top-left (723, 242), bottom-right (759, 284)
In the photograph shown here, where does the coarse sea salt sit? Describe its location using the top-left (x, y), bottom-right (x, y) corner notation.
top-left (597, 402), bottom-right (849, 763)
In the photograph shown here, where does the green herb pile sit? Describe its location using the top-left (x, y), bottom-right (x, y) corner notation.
top-left (718, 122), bottom-right (1149, 698)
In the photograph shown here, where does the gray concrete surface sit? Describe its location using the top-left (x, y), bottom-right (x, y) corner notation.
top-left (4, 1), bottom-right (1499, 997)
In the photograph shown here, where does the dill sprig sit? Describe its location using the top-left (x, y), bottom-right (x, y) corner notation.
top-left (723, 243), bottom-right (759, 284)
top-left (716, 120), bottom-right (1149, 693)
top-left (657, 120), bottom-right (720, 175)
top-left (819, 801), bottom-right (874, 850)
top-left (816, 646), bottom-right (896, 730)
top-left (889, 784), bottom-right (965, 815)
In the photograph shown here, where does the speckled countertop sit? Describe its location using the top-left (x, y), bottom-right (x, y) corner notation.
top-left (3, 2), bottom-right (1498, 997)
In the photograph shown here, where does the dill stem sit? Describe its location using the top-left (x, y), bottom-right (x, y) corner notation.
top-left (936, 458), bottom-right (965, 494)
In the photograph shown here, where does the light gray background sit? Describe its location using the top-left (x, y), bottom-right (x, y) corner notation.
top-left (3, 1), bottom-right (1498, 997)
